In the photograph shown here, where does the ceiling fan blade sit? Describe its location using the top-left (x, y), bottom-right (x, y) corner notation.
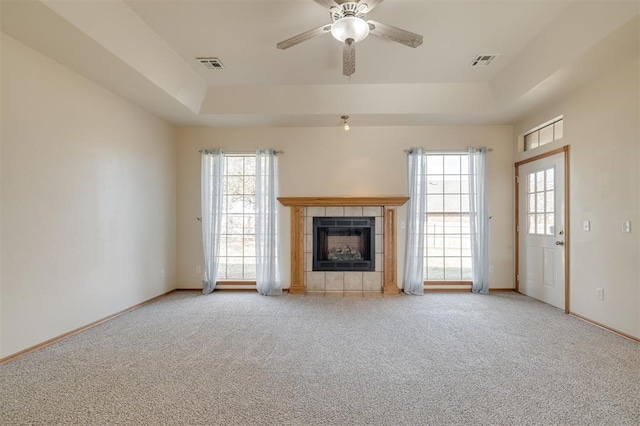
top-left (343, 39), bottom-right (356, 77)
top-left (277, 24), bottom-right (333, 50)
top-left (367, 20), bottom-right (423, 48)
top-left (359, 0), bottom-right (384, 13)
top-left (312, 0), bottom-right (340, 8)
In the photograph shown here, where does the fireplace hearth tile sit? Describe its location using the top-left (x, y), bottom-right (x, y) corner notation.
top-left (375, 235), bottom-right (383, 253)
top-left (307, 272), bottom-right (325, 291)
top-left (375, 254), bottom-right (383, 272)
top-left (326, 206), bottom-right (344, 216)
top-left (344, 206), bottom-right (363, 216)
top-left (344, 272), bottom-right (363, 291)
top-left (325, 272), bottom-right (344, 291)
top-left (375, 217), bottom-right (384, 235)
top-left (363, 272), bottom-right (383, 291)
top-left (305, 253), bottom-right (312, 272)
top-left (363, 206), bottom-right (382, 217)
top-left (305, 235), bottom-right (313, 253)
top-left (306, 206), bottom-right (326, 217)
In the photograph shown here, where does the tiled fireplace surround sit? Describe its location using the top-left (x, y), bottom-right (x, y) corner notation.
top-left (305, 206), bottom-right (383, 294)
top-left (278, 197), bottom-right (409, 295)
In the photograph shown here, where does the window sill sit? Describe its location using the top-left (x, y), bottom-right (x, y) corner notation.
top-left (424, 281), bottom-right (472, 286)
top-left (216, 281), bottom-right (256, 286)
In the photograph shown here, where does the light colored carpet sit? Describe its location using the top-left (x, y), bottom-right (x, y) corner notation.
top-left (1, 291), bottom-right (639, 425)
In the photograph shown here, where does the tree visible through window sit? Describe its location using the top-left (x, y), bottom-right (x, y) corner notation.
top-left (424, 154), bottom-right (472, 281)
top-left (219, 155), bottom-right (256, 280)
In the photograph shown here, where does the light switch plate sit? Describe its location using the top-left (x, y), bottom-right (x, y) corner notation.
top-left (622, 220), bottom-right (631, 233)
top-left (582, 220), bottom-right (590, 232)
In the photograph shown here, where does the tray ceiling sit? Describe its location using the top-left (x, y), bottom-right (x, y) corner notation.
top-left (1, 0), bottom-right (638, 127)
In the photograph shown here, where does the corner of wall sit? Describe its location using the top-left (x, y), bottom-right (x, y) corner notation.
top-left (0, 13), bottom-right (4, 359)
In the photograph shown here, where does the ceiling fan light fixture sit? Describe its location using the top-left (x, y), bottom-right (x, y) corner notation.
top-left (331, 17), bottom-right (369, 43)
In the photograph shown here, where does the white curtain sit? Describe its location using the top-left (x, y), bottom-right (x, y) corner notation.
top-left (468, 147), bottom-right (490, 294)
top-left (255, 149), bottom-right (283, 296)
top-left (201, 149), bottom-right (225, 295)
top-left (403, 148), bottom-right (428, 295)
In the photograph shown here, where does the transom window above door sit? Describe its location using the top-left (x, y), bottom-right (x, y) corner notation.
top-left (524, 118), bottom-right (563, 151)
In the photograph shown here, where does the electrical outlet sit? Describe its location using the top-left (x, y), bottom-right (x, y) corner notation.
top-left (196, 265), bottom-right (202, 274)
top-left (582, 220), bottom-right (590, 232)
top-left (160, 269), bottom-right (165, 278)
top-left (596, 287), bottom-right (604, 300)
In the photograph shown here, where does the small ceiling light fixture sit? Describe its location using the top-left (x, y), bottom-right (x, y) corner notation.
top-left (341, 115), bottom-right (350, 131)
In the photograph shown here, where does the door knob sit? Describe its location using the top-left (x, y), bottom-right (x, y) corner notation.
top-left (555, 241), bottom-right (564, 246)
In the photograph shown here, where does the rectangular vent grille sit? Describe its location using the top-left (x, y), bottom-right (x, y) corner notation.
top-left (197, 57), bottom-right (224, 70)
top-left (471, 54), bottom-right (498, 67)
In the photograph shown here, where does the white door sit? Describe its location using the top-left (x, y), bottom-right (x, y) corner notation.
top-left (518, 153), bottom-right (566, 310)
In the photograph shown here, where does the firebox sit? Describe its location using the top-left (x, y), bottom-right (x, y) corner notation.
top-left (313, 217), bottom-right (375, 272)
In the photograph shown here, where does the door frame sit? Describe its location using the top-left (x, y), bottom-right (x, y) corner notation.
top-left (514, 145), bottom-right (570, 313)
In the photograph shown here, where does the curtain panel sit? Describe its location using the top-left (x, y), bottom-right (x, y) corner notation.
top-left (201, 150), bottom-right (226, 294)
top-left (468, 148), bottom-right (490, 294)
top-left (255, 149), bottom-right (283, 296)
top-left (403, 148), bottom-right (428, 295)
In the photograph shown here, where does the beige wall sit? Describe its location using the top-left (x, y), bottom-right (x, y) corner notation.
top-left (514, 55), bottom-right (640, 339)
top-left (0, 3), bottom-right (4, 357)
top-left (0, 34), bottom-right (178, 358)
top-left (177, 125), bottom-right (514, 290)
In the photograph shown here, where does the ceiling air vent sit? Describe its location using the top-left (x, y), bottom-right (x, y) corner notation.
top-left (470, 54), bottom-right (498, 67)
top-left (197, 58), bottom-right (224, 70)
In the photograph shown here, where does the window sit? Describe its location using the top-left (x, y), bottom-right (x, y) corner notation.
top-left (527, 167), bottom-right (555, 236)
top-left (524, 118), bottom-right (563, 151)
top-left (424, 154), bottom-right (472, 281)
top-left (219, 155), bottom-right (256, 280)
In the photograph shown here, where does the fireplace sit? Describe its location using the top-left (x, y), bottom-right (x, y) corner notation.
top-left (277, 196), bottom-right (409, 294)
top-left (313, 217), bottom-right (375, 272)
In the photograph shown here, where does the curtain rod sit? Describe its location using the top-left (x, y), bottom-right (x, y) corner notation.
top-left (199, 149), bottom-right (284, 155)
top-left (404, 147), bottom-right (493, 154)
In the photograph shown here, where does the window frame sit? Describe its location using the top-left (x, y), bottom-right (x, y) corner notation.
top-left (217, 153), bottom-right (257, 283)
top-left (524, 118), bottom-right (563, 152)
top-left (526, 166), bottom-right (556, 236)
top-left (423, 153), bottom-right (473, 285)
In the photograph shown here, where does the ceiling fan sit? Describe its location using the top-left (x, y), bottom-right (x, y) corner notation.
top-left (276, 0), bottom-right (423, 77)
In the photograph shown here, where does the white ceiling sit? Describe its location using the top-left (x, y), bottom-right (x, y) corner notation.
top-left (2, 0), bottom-right (639, 127)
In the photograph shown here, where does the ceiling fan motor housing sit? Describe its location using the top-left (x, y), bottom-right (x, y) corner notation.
top-left (330, 2), bottom-right (368, 21)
